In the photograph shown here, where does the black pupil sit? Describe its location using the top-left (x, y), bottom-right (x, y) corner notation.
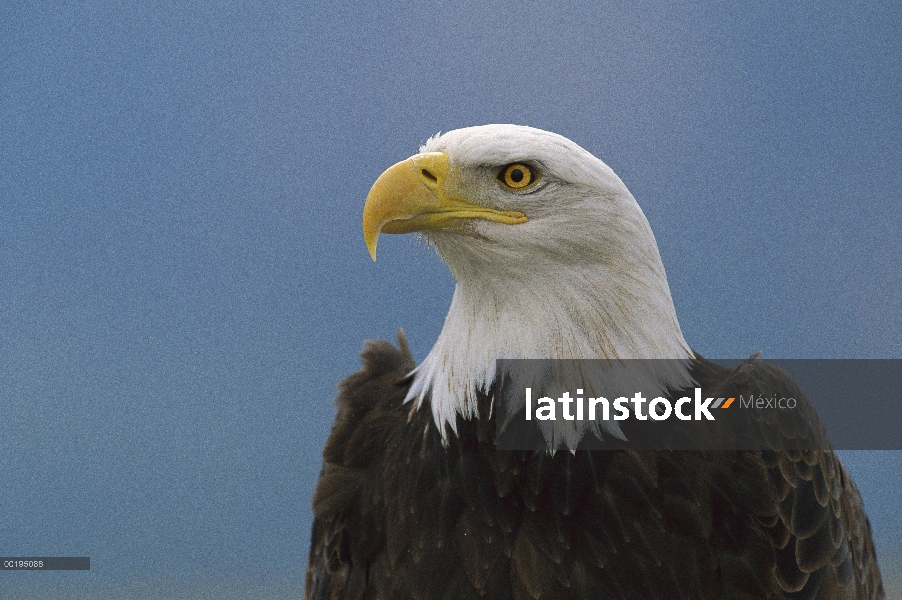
top-left (510, 168), bottom-right (524, 183)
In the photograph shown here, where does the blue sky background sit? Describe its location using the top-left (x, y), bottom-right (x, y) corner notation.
top-left (1, 2), bottom-right (900, 598)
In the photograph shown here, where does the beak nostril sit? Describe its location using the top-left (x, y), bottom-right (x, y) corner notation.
top-left (420, 169), bottom-right (438, 184)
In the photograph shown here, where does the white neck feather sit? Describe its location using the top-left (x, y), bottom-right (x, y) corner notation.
top-left (405, 211), bottom-right (693, 445)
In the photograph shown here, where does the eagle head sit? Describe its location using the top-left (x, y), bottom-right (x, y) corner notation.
top-left (363, 125), bottom-right (693, 449)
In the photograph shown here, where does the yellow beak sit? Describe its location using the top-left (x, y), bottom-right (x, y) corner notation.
top-left (362, 152), bottom-right (528, 260)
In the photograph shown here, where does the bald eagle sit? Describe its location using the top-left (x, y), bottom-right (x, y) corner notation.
top-left (306, 125), bottom-right (884, 599)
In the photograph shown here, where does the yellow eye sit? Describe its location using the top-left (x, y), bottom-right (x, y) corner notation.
top-left (499, 163), bottom-right (536, 189)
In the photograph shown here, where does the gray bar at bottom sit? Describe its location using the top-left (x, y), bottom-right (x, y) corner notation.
top-left (1, 557), bottom-right (90, 570)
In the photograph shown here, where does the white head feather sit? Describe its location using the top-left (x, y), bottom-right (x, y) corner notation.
top-left (402, 125), bottom-right (693, 449)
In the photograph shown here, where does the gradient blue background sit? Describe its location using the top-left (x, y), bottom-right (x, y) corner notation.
top-left (1, 2), bottom-right (899, 598)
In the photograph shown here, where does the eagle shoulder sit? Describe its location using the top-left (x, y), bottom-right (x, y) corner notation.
top-left (306, 331), bottom-right (414, 600)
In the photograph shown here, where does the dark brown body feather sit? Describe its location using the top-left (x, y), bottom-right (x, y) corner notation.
top-left (307, 333), bottom-right (884, 599)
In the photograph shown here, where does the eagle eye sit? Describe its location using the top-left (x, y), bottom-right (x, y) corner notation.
top-left (498, 163), bottom-right (537, 190)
